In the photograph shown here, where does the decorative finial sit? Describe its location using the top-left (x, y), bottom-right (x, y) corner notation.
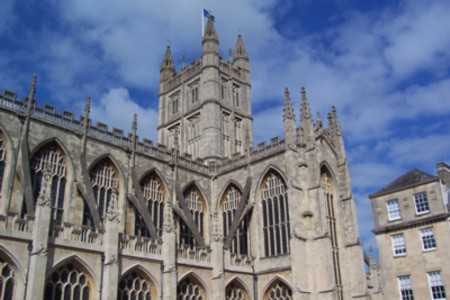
top-left (83, 96), bottom-right (91, 129)
top-left (26, 74), bottom-right (37, 114)
top-left (282, 87), bottom-right (295, 121)
top-left (132, 113), bottom-right (138, 135)
top-left (300, 86), bottom-right (311, 119)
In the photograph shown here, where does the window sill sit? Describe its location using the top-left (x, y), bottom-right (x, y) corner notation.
top-left (416, 210), bottom-right (430, 216)
top-left (422, 248), bottom-right (436, 253)
top-left (387, 217), bottom-right (402, 223)
top-left (393, 253), bottom-right (407, 258)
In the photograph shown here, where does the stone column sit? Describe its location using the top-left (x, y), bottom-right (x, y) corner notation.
top-left (26, 171), bottom-right (52, 300)
top-left (211, 212), bottom-right (225, 300)
top-left (162, 201), bottom-right (177, 300)
top-left (286, 151), bottom-right (312, 300)
top-left (101, 198), bottom-right (120, 300)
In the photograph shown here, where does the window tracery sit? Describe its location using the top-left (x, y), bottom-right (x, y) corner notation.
top-left (261, 172), bottom-right (290, 257)
top-left (118, 269), bottom-right (154, 300)
top-left (226, 280), bottom-right (249, 300)
top-left (44, 262), bottom-right (92, 300)
top-left (24, 142), bottom-right (67, 225)
top-left (177, 276), bottom-right (206, 300)
top-left (264, 281), bottom-right (292, 300)
top-left (179, 187), bottom-right (205, 249)
top-left (221, 185), bottom-right (249, 256)
top-left (0, 256), bottom-right (15, 300)
top-left (321, 167), bottom-right (343, 300)
top-left (135, 173), bottom-right (165, 237)
top-left (83, 159), bottom-right (119, 227)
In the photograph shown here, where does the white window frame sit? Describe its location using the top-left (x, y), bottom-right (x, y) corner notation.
top-left (391, 233), bottom-right (407, 257)
top-left (398, 275), bottom-right (414, 300)
top-left (420, 227), bottom-right (437, 251)
top-left (414, 191), bottom-right (430, 215)
top-left (387, 198), bottom-right (401, 221)
top-left (427, 271), bottom-right (447, 300)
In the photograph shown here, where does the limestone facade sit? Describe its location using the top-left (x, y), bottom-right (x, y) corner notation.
top-left (370, 164), bottom-right (450, 299)
top-left (0, 16), bottom-right (369, 300)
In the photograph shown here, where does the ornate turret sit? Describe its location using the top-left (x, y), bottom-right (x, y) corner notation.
top-left (300, 87), bottom-right (314, 146)
top-left (282, 87), bottom-right (297, 145)
top-left (160, 46), bottom-right (175, 82)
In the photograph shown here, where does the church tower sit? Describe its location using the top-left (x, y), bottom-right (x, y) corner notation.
top-left (157, 16), bottom-right (252, 164)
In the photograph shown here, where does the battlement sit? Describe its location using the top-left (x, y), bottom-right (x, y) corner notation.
top-left (0, 89), bottom-right (210, 175)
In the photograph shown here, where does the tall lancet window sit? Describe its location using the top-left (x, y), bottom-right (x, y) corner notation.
top-left (0, 132), bottom-right (6, 195)
top-left (321, 166), bottom-right (343, 300)
top-left (135, 173), bottom-right (165, 238)
top-left (26, 142), bottom-right (67, 225)
top-left (221, 185), bottom-right (249, 256)
top-left (179, 186), bottom-right (206, 249)
top-left (83, 159), bottom-right (119, 227)
top-left (261, 171), bottom-right (290, 257)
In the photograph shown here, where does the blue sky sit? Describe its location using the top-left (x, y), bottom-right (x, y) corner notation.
top-left (1, 0), bottom-right (450, 253)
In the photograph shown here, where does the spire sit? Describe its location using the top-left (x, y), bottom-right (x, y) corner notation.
top-left (283, 87), bottom-right (297, 145)
top-left (283, 87), bottom-right (295, 121)
top-left (203, 16), bottom-right (218, 42)
top-left (26, 74), bottom-right (37, 114)
top-left (160, 45), bottom-right (175, 72)
top-left (233, 34), bottom-right (248, 61)
top-left (328, 105), bottom-right (342, 136)
top-left (300, 87), bottom-right (312, 120)
top-left (300, 87), bottom-right (314, 146)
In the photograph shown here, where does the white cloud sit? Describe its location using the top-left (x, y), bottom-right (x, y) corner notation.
top-left (388, 134), bottom-right (450, 166)
top-left (92, 87), bottom-right (158, 140)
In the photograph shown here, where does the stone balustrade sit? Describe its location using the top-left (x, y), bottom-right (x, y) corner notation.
top-left (177, 245), bottom-right (211, 266)
top-left (119, 234), bottom-right (162, 260)
top-left (0, 214), bottom-right (34, 240)
top-left (51, 223), bottom-right (103, 251)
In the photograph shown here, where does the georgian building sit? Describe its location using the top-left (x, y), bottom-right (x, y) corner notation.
top-left (0, 16), bottom-right (370, 300)
top-left (369, 164), bottom-right (450, 300)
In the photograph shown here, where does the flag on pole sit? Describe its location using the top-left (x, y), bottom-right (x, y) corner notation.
top-left (203, 9), bottom-right (215, 21)
top-left (202, 9), bottom-right (215, 37)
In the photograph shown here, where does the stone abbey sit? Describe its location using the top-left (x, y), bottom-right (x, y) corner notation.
top-left (0, 17), bottom-right (373, 299)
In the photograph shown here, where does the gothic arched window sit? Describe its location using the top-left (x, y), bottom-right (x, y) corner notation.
top-left (226, 279), bottom-right (249, 300)
top-left (221, 185), bottom-right (249, 256)
top-left (25, 142), bottom-right (67, 225)
top-left (118, 268), bottom-right (155, 300)
top-left (321, 166), bottom-right (343, 300)
top-left (0, 255), bottom-right (15, 300)
top-left (261, 171), bottom-right (290, 257)
top-left (179, 186), bottom-right (206, 249)
top-left (177, 275), bottom-right (206, 300)
top-left (44, 261), bottom-right (92, 300)
top-left (264, 280), bottom-right (292, 300)
top-left (135, 173), bottom-right (165, 238)
top-left (0, 132), bottom-right (7, 195)
top-left (83, 159), bottom-right (119, 227)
